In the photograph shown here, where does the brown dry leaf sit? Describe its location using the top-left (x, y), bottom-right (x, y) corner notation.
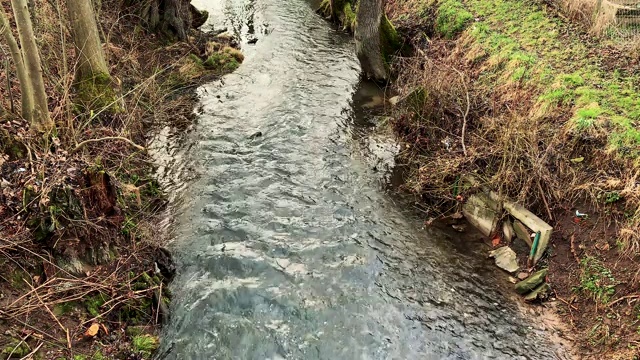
top-left (491, 235), bottom-right (501, 247)
top-left (84, 323), bottom-right (100, 338)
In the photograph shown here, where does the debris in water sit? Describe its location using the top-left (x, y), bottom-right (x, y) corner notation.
top-left (489, 246), bottom-right (519, 273)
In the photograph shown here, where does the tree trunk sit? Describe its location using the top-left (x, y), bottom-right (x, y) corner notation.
top-left (318, 0), bottom-right (356, 31)
top-left (126, 0), bottom-right (195, 41)
top-left (67, 0), bottom-right (120, 111)
top-left (0, 6), bottom-right (33, 122)
top-left (355, 0), bottom-right (388, 81)
top-left (11, 0), bottom-right (53, 132)
top-left (67, 0), bottom-right (109, 80)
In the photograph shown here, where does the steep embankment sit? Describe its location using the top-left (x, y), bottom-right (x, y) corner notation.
top-left (386, 0), bottom-right (640, 357)
top-left (0, 1), bottom-right (242, 359)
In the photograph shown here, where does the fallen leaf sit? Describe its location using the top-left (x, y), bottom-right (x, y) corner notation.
top-left (491, 235), bottom-right (501, 247)
top-left (84, 323), bottom-right (100, 338)
top-left (570, 157), bottom-right (584, 163)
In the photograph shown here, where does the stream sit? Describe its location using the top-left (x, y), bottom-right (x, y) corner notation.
top-left (153, 0), bottom-right (565, 358)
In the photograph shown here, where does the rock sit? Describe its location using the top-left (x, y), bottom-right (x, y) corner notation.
top-left (249, 131), bottom-right (263, 140)
top-left (247, 38), bottom-right (259, 44)
top-left (515, 268), bottom-right (548, 295)
top-left (517, 272), bottom-right (529, 280)
top-left (513, 220), bottom-right (532, 247)
top-left (503, 219), bottom-right (514, 243)
top-left (524, 283), bottom-right (550, 302)
top-left (489, 246), bottom-right (519, 273)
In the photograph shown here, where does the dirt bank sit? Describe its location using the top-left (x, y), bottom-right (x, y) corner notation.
top-left (0, 1), bottom-right (242, 358)
top-left (383, 0), bottom-right (640, 357)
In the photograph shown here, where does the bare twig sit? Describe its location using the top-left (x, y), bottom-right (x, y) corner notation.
top-left (19, 342), bottom-right (43, 360)
top-left (451, 66), bottom-right (470, 157)
top-left (607, 294), bottom-right (640, 308)
top-left (537, 180), bottom-right (553, 221)
top-left (6, 335), bottom-right (28, 359)
top-left (570, 234), bottom-right (581, 265)
top-left (73, 136), bottom-right (146, 153)
top-left (26, 279), bottom-right (71, 348)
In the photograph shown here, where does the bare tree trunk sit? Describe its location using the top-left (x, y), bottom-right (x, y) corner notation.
top-left (11, 0), bottom-right (53, 132)
top-left (67, 0), bottom-right (120, 111)
top-left (0, 6), bottom-right (33, 121)
top-left (125, 0), bottom-right (197, 41)
top-left (67, 0), bottom-right (109, 80)
top-left (355, 0), bottom-right (388, 81)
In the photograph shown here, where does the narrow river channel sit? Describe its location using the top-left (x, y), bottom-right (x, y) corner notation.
top-left (155, 0), bottom-right (565, 358)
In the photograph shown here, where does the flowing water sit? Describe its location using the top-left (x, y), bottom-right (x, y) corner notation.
top-left (155, 0), bottom-right (566, 358)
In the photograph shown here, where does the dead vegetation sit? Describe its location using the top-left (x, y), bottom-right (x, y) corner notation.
top-left (0, 0), bottom-right (242, 358)
top-left (386, 0), bottom-right (640, 356)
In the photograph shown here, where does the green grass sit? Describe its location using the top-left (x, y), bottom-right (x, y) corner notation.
top-left (435, 0), bottom-right (473, 39)
top-left (433, 0), bottom-right (640, 160)
top-left (574, 257), bottom-right (619, 304)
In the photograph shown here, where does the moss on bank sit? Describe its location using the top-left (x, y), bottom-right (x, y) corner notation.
top-left (75, 72), bottom-right (123, 113)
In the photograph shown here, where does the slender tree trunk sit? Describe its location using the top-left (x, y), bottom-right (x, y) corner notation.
top-left (0, 6), bottom-right (33, 121)
top-left (11, 0), bottom-right (53, 131)
top-left (67, 0), bottom-right (109, 81)
top-left (355, 0), bottom-right (388, 81)
top-left (67, 0), bottom-right (121, 111)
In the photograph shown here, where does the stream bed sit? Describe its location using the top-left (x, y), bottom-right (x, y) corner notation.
top-left (154, 0), bottom-right (566, 358)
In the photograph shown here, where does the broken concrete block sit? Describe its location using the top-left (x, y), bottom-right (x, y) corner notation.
top-left (503, 219), bottom-right (514, 243)
top-left (515, 268), bottom-right (548, 295)
top-left (513, 220), bottom-right (533, 247)
top-left (489, 246), bottom-right (519, 273)
top-left (504, 200), bottom-right (552, 263)
top-left (462, 192), bottom-right (501, 237)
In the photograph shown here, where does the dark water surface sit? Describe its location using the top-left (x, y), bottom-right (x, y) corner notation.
top-left (154, 0), bottom-right (564, 358)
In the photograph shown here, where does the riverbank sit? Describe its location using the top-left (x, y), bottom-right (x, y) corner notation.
top-left (0, 2), bottom-right (241, 358)
top-left (384, 0), bottom-right (640, 357)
